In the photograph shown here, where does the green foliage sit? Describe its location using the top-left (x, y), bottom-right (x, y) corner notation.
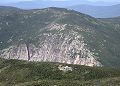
top-left (0, 59), bottom-right (120, 86)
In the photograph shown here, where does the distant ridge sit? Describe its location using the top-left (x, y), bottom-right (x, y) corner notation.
top-left (69, 4), bottom-right (120, 18)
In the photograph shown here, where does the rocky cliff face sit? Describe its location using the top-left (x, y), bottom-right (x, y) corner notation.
top-left (0, 23), bottom-right (102, 67)
top-left (0, 7), bottom-right (120, 67)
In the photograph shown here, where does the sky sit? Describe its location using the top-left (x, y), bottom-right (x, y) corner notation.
top-left (0, 0), bottom-right (120, 8)
top-left (0, 0), bottom-right (120, 4)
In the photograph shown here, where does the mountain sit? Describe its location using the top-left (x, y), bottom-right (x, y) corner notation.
top-left (69, 4), bottom-right (120, 18)
top-left (0, 58), bottom-right (120, 86)
top-left (0, 6), bottom-right (120, 68)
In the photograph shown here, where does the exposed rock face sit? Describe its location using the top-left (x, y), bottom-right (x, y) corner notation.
top-left (58, 65), bottom-right (73, 72)
top-left (0, 23), bottom-right (102, 67)
top-left (4, 7), bottom-right (120, 67)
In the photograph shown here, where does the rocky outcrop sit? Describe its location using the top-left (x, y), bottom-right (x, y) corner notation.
top-left (0, 7), bottom-right (105, 67)
top-left (0, 24), bottom-right (102, 67)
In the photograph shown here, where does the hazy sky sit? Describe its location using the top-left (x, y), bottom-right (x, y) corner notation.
top-left (0, 0), bottom-right (120, 3)
top-left (89, 0), bottom-right (117, 1)
top-left (0, 0), bottom-right (120, 5)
